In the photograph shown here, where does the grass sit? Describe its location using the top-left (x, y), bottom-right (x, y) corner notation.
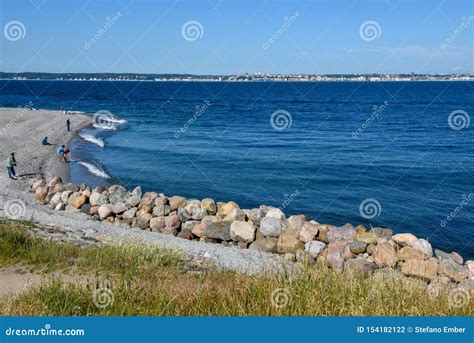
top-left (0, 219), bottom-right (472, 316)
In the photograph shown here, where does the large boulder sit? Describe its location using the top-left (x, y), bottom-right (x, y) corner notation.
top-left (153, 203), bottom-right (171, 217)
top-left (89, 191), bottom-right (101, 206)
top-left (277, 229), bottom-right (304, 254)
top-left (47, 176), bottom-right (62, 189)
top-left (137, 213), bottom-right (152, 229)
top-left (202, 220), bottom-right (233, 241)
top-left (315, 224), bottom-right (335, 243)
top-left (350, 240), bottom-right (367, 254)
top-left (373, 227), bottom-right (393, 239)
top-left (401, 258), bottom-right (438, 281)
top-left (223, 208), bottom-right (245, 221)
top-left (409, 239), bottom-right (433, 258)
top-left (434, 249), bottom-right (463, 265)
top-left (259, 217), bottom-right (286, 237)
top-left (344, 258), bottom-right (377, 274)
top-left (201, 198), bottom-right (217, 215)
top-left (466, 261), bottom-right (474, 280)
top-left (126, 195), bottom-right (142, 207)
top-left (265, 208), bottom-right (285, 220)
top-left (67, 192), bottom-right (87, 209)
top-left (169, 195), bottom-right (187, 211)
top-left (373, 242), bottom-right (398, 268)
top-left (139, 192), bottom-right (159, 209)
top-left (298, 221), bottom-right (319, 243)
top-left (327, 224), bottom-right (356, 243)
top-left (98, 204), bottom-right (113, 220)
top-left (216, 201), bottom-right (239, 218)
top-left (108, 185), bottom-right (130, 205)
top-left (112, 203), bottom-right (130, 214)
top-left (191, 216), bottom-right (218, 237)
top-left (286, 215), bottom-right (306, 231)
top-left (49, 192), bottom-right (62, 207)
top-left (326, 240), bottom-right (347, 272)
top-left (304, 240), bottom-right (326, 259)
top-left (354, 231), bottom-right (378, 245)
top-left (122, 207), bottom-right (138, 223)
top-left (179, 200), bottom-right (207, 221)
top-left (392, 233), bottom-right (417, 246)
top-left (165, 214), bottom-right (181, 230)
top-left (397, 246), bottom-right (428, 261)
top-left (35, 187), bottom-right (48, 204)
top-left (230, 221), bottom-right (256, 243)
top-left (60, 190), bottom-right (73, 203)
top-left (249, 238), bottom-right (278, 253)
top-left (150, 216), bottom-right (166, 232)
top-left (246, 208), bottom-right (264, 226)
top-left (437, 259), bottom-right (468, 283)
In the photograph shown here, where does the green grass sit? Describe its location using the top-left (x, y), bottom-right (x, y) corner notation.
top-left (0, 219), bottom-right (472, 316)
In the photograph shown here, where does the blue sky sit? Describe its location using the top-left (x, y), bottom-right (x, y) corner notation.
top-left (0, 0), bottom-right (472, 74)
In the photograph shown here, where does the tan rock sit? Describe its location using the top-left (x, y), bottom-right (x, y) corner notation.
top-left (216, 201), bottom-right (239, 218)
top-left (35, 187), bottom-right (48, 204)
top-left (355, 231), bottom-right (378, 245)
top-left (169, 195), bottom-right (187, 211)
top-left (326, 240), bottom-right (346, 272)
top-left (277, 229), bottom-right (304, 254)
top-left (392, 233), bottom-right (417, 246)
top-left (67, 192), bottom-right (87, 209)
top-left (165, 214), bottom-right (181, 230)
top-left (298, 221), bottom-right (319, 243)
top-left (150, 216), bottom-right (166, 231)
top-left (401, 258), bottom-right (438, 281)
top-left (230, 221), bottom-right (255, 243)
top-left (373, 242), bottom-right (398, 268)
top-left (98, 204), bottom-right (113, 220)
top-left (397, 246), bottom-right (428, 261)
top-left (438, 259), bottom-right (468, 283)
top-left (466, 261), bottom-right (474, 280)
top-left (249, 238), bottom-right (278, 253)
top-left (201, 198), bottom-right (217, 215)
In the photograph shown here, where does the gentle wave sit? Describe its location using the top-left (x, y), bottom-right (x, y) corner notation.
top-left (79, 132), bottom-right (105, 147)
top-left (77, 161), bottom-right (111, 179)
top-left (105, 117), bottom-right (127, 124)
top-left (93, 123), bottom-right (117, 130)
top-left (68, 110), bottom-right (86, 114)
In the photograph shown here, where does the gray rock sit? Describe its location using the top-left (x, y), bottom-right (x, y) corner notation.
top-left (265, 208), bottom-right (285, 220)
top-left (153, 204), bottom-right (171, 217)
top-left (131, 186), bottom-right (142, 197)
top-left (108, 185), bottom-right (130, 205)
top-left (344, 258), bottom-right (377, 273)
top-left (230, 221), bottom-right (256, 243)
top-left (327, 224), bottom-right (356, 243)
top-left (304, 240), bottom-right (326, 259)
top-left (350, 240), bottom-right (367, 254)
top-left (286, 215), bottom-right (306, 231)
top-left (249, 238), bottom-right (278, 253)
top-left (259, 217), bottom-right (286, 237)
top-left (202, 220), bottom-right (233, 241)
top-left (201, 198), bottom-right (217, 215)
top-left (409, 239), bottom-right (433, 258)
top-left (126, 195), bottom-right (142, 207)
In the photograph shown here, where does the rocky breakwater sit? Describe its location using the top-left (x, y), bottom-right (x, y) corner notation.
top-left (29, 177), bottom-right (473, 299)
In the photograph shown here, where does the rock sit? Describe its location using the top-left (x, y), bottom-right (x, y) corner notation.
top-left (298, 221), bottom-right (319, 243)
top-left (65, 205), bottom-right (80, 213)
top-left (139, 192), bottom-right (159, 208)
top-left (246, 208), bottom-right (264, 225)
top-left (354, 231), bottom-right (378, 245)
top-left (316, 224), bottom-right (335, 243)
top-left (137, 213), bottom-right (152, 229)
top-left (191, 216), bottom-right (218, 237)
top-left (96, 192), bottom-right (109, 206)
top-left (137, 204), bottom-right (153, 216)
top-left (98, 204), bottom-right (113, 220)
top-left (60, 190), bottom-right (73, 203)
top-left (401, 258), bottom-right (438, 281)
top-left (182, 220), bottom-right (201, 231)
top-left (179, 200), bottom-right (207, 221)
top-left (160, 226), bottom-right (177, 236)
top-left (112, 203), bottom-right (130, 214)
top-left (265, 208), bottom-right (285, 220)
top-left (392, 233), bottom-right (417, 246)
top-left (259, 217), bottom-right (286, 237)
top-left (126, 195), bottom-right (141, 207)
top-left (350, 240), bottom-right (367, 254)
top-left (150, 217), bottom-right (166, 231)
top-left (409, 239), bottom-right (433, 258)
top-left (79, 203), bottom-right (92, 215)
top-left (122, 207), bottom-right (138, 220)
top-left (354, 224), bottom-right (367, 233)
top-left (169, 195), bottom-right (187, 211)
top-left (216, 201), bottom-right (239, 218)
top-left (89, 191), bottom-right (101, 206)
top-left (67, 192), bottom-right (87, 209)
top-left (277, 229), bottom-right (304, 254)
top-left (177, 230), bottom-right (194, 240)
top-left (223, 208), bottom-right (245, 221)
top-left (373, 227), bottom-right (393, 239)
top-left (427, 276), bottom-right (453, 298)
top-left (373, 242), bottom-right (398, 268)
top-left (238, 241), bottom-right (249, 249)
top-left (153, 204), bottom-right (171, 217)
top-left (201, 198), bottom-right (217, 215)
top-left (466, 261), bottom-right (474, 279)
top-left (249, 238), bottom-right (278, 253)
top-left (230, 221), bottom-right (256, 243)
top-left (344, 258), bottom-right (377, 273)
top-left (438, 259), bottom-right (468, 283)
top-left (89, 206), bottom-right (99, 215)
top-left (304, 240), bottom-right (326, 259)
top-left (49, 192), bottom-right (62, 207)
top-left (398, 246), bottom-right (428, 261)
top-left (47, 176), bottom-right (62, 189)
top-left (327, 241), bottom-right (346, 272)
top-left (131, 186), bottom-right (142, 197)
top-left (55, 203), bottom-right (65, 211)
top-left (202, 220), bottom-right (232, 241)
top-left (286, 215), bottom-right (306, 231)
top-left (108, 185), bottom-right (130, 205)
top-left (35, 187), bottom-right (48, 204)
top-left (366, 244), bottom-right (376, 255)
top-left (327, 224), bottom-right (356, 243)
top-left (434, 249), bottom-right (463, 265)
top-left (165, 214), bottom-right (181, 230)
top-left (30, 178), bottom-right (46, 192)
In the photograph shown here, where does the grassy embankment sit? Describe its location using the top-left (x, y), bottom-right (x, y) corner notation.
top-left (0, 219), bottom-right (471, 316)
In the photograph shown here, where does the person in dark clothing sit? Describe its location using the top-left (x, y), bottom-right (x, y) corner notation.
top-left (5, 152), bottom-right (17, 180)
top-left (66, 119), bottom-right (71, 132)
top-left (42, 137), bottom-right (50, 145)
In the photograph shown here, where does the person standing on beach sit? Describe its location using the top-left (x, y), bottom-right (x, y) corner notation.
top-left (5, 152), bottom-right (18, 180)
top-left (64, 149), bottom-right (70, 163)
top-left (66, 118), bottom-right (71, 132)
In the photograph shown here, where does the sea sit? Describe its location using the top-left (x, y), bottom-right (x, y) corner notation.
top-left (1, 80), bottom-right (473, 258)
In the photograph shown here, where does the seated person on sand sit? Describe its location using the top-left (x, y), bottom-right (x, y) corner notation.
top-left (42, 137), bottom-right (51, 145)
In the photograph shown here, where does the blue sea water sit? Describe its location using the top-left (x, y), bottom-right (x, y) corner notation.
top-left (1, 80), bottom-right (473, 258)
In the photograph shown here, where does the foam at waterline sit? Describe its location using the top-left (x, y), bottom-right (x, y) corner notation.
top-left (79, 132), bottom-right (105, 147)
top-left (77, 161), bottom-right (111, 179)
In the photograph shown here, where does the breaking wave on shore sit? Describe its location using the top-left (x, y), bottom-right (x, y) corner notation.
top-left (77, 161), bottom-right (111, 179)
top-left (79, 132), bottom-right (105, 147)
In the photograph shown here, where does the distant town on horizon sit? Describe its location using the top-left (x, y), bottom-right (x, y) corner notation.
top-left (1, 71), bottom-right (472, 82)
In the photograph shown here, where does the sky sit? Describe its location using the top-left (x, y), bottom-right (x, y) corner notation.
top-left (0, 0), bottom-right (472, 74)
